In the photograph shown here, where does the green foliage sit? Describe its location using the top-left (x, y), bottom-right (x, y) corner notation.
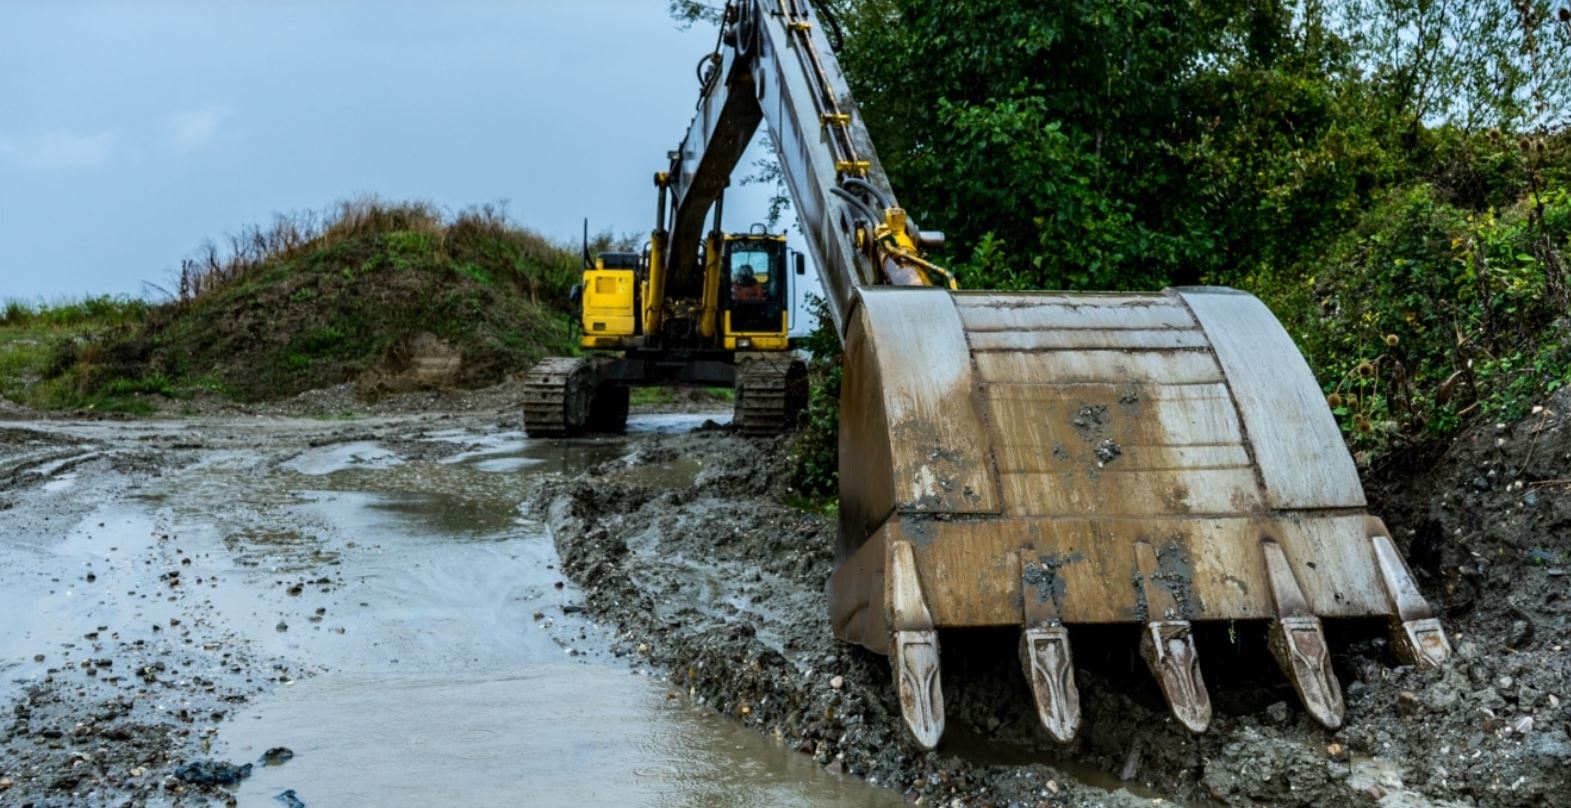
top-left (788, 296), bottom-right (843, 498)
top-left (1270, 182), bottom-right (1571, 455)
top-left (768, 0), bottom-right (1571, 473)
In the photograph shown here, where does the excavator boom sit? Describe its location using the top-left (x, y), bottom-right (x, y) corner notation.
top-left (658, 0), bottom-right (1450, 748)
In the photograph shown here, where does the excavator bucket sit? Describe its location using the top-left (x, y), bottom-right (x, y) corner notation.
top-left (827, 286), bottom-right (1450, 748)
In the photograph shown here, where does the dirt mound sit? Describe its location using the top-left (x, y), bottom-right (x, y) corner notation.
top-left (531, 397), bottom-right (1571, 806)
top-left (356, 331), bottom-right (466, 396)
top-left (33, 202), bottom-right (578, 409)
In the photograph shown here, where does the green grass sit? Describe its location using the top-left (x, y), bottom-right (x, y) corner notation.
top-left (0, 200), bottom-right (584, 413)
top-left (0, 296), bottom-right (157, 411)
top-left (630, 387), bottom-right (676, 407)
top-left (629, 386), bottom-right (737, 407)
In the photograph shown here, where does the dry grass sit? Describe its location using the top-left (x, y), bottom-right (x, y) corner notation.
top-left (175, 197), bottom-right (568, 304)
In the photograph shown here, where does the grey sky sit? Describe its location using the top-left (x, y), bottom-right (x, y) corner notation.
top-left (1, 0), bottom-right (815, 313)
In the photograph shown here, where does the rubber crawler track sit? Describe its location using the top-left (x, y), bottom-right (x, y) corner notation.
top-left (734, 358), bottom-right (807, 437)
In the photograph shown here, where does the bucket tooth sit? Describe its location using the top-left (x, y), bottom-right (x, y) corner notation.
top-left (1370, 533), bottom-right (1452, 669)
top-left (1019, 625), bottom-right (1081, 744)
top-left (1261, 539), bottom-right (1344, 729)
top-left (888, 540), bottom-right (943, 749)
top-left (893, 630), bottom-right (943, 750)
top-left (1017, 551), bottom-right (1081, 743)
top-left (1134, 542), bottom-right (1210, 732)
top-left (1139, 620), bottom-right (1212, 733)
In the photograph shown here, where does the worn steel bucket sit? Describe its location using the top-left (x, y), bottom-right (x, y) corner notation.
top-left (827, 287), bottom-right (1450, 748)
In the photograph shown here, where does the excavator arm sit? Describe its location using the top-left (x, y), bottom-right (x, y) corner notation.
top-left (660, 0), bottom-right (1451, 750)
top-left (656, 0), bottom-right (942, 336)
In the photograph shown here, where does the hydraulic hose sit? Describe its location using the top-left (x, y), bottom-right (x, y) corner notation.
top-left (830, 186), bottom-right (882, 226)
top-left (842, 176), bottom-right (892, 211)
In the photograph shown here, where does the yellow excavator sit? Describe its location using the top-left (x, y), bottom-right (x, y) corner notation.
top-left (538, 0), bottom-right (1453, 749)
top-left (522, 202), bottom-right (809, 437)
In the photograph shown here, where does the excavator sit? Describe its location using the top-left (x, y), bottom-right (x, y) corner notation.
top-left (539, 0), bottom-right (1453, 749)
top-left (521, 199), bottom-right (809, 436)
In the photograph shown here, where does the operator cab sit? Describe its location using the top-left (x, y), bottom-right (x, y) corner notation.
top-left (723, 226), bottom-right (788, 336)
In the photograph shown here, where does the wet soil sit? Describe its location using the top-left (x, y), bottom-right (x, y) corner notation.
top-left (5, 384), bottom-right (1570, 806)
top-left (0, 408), bottom-right (896, 807)
top-left (532, 390), bottom-right (1571, 807)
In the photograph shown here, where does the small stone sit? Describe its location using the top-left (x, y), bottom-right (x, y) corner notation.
top-left (1266, 701), bottom-right (1289, 723)
top-left (0, 776), bottom-right (12, 789)
top-left (825, 758), bottom-right (844, 775)
top-left (1473, 477), bottom-right (1490, 492)
top-left (276, 622), bottom-right (288, 632)
top-left (260, 747), bottom-right (294, 766)
top-left (1326, 742), bottom-right (1344, 758)
top-left (1397, 691), bottom-right (1422, 716)
top-left (1498, 675), bottom-right (1515, 690)
top-left (830, 675), bottom-right (844, 690)
top-left (1508, 620), bottom-right (1534, 648)
top-left (130, 766), bottom-right (146, 777)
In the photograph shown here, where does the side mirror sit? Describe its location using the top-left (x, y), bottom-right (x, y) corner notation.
top-left (794, 252), bottom-right (806, 276)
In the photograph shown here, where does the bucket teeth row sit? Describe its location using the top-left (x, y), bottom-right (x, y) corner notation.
top-left (878, 534), bottom-right (1453, 748)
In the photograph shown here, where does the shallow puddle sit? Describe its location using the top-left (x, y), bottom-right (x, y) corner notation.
top-left (223, 664), bottom-right (905, 807)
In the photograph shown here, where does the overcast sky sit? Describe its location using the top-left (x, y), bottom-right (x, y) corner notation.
top-left (0, 0), bottom-right (814, 310)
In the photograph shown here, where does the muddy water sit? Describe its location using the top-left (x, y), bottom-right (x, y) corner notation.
top-left (0, 413), bottom-right (902, 806)
top-left (224, 666), bottom-right (894, 807)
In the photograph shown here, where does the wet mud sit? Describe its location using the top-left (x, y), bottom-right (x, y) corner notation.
top-left (533, 390), bottom-right (1571, 807)
top-left (0, 409), bottom-right (898, 807)
top-left (4, 384), bottom-right (1570, 806)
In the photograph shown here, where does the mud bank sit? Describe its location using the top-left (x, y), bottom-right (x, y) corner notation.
top-left (534, 392), bottom-right (1571, 806)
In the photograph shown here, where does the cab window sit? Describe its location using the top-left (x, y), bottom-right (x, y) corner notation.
top-left (728, 248), bottom-right (775, 303)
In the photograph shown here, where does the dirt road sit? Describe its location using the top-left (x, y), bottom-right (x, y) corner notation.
top-left (0, 410), bottom-right (899, 807)
top-left (2, 390), bottom-right (1569, 806)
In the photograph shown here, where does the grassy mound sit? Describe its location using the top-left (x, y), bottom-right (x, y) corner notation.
top-left (3, 200), bottom-right (581, 412)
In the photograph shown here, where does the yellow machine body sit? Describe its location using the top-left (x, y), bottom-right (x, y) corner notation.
top-left (579, 267), bottom-right (637, 349)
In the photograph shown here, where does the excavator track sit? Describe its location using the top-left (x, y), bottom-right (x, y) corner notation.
top-left (733, 357), bottom-right (807, 436)
top-left (521, 357), bottom-right (600, 438)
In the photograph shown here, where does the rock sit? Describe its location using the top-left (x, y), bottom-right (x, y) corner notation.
top-left (1508, 620), bottom-right (1534, 648)
top-left (0, 776), bottom-right (12, 789)
top-left (829, 675), bottom-right (844, 690)
top-left (1473, 477), bottom-right (1490, 492)
top-left (1266, 701), bottom-right (1289, 723)
top-left (173, 760), bottom-right (253, 786)
top-left (1397, 691), bottom-right (1422, 716)
top-left (825, 758), bottom-right (844, 775)
top-left (275, 789), bottom-right (307, 808)
top-left (260, 747), bottom-right (295, 766)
